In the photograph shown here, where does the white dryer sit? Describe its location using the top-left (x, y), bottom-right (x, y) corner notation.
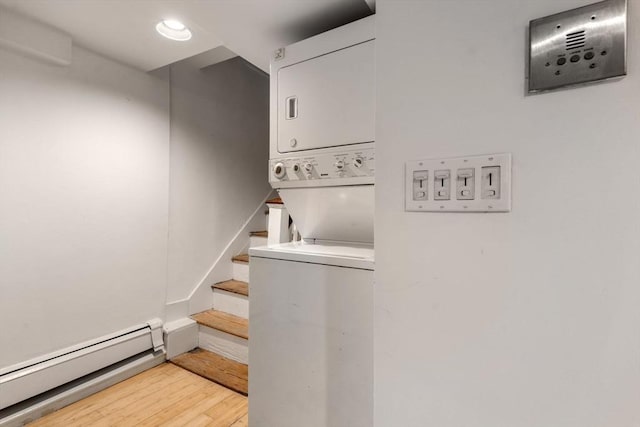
top-left (249, 14), bottom-right (375, 427)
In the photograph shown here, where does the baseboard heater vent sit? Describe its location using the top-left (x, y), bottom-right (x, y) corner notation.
top-left (0, 319), bottom-right (164, 410)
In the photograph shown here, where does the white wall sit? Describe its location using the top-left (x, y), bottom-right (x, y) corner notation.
top-left (0, 46), bottom-right (170, 368)
top-left (166, 57), bottom-right (270, 304)
top-left (375, 1), bottom-right (640, 426)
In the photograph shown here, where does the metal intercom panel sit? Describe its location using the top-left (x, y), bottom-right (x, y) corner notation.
top-left (529, 0), bottom-right (627, 93)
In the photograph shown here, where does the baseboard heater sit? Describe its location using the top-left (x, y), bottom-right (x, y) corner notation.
top-left (0, 319), bottom-right (164, 411)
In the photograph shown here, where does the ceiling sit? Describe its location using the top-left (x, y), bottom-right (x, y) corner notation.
top-left (0, 0), bottom-right (373, 72)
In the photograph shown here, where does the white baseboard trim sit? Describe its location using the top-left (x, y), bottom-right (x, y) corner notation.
top-left (0, 351), bottom-right (164, 427)
top-left (163, 318), bottom-right (198, 360)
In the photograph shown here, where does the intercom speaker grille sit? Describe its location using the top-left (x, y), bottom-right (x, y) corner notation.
top-left (565, 30), bottom-right (586, 50)
top-left (528, 0), bottom-right (627, 93)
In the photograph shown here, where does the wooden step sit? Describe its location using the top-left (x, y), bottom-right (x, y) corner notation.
top-left (266, 197), bottom-right (283, 205)
top-left (249, 230), bottom-right (268, 237)
top-left (231, 254), bottom-right (249, 264)
top-left (212, 279), bottom-right (249, 297)
top-left (192, 309), bottom-right (248, 340)
top-left (171, 348), bottom-right (248, 395)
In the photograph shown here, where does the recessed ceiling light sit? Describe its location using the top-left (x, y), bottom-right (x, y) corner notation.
top-left (156, 19), bottom-right (192, 41)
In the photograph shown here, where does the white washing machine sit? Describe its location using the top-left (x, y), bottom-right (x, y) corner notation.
top-left (249, 243), bottom-right (373, 427)
top-left (249, 15), bottom-right (375, 427)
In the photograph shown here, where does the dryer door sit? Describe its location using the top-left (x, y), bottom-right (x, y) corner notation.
top-left (277, 40), bottom-right (375, 154)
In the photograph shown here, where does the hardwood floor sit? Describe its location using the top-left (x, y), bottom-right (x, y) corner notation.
top-left (28, 363), bottom-right (248, 427)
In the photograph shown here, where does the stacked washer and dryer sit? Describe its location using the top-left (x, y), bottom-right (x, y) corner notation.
top-left (248, 16), bottom-right (375, 427)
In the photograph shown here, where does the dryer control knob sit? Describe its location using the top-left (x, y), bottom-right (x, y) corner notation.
top-left (353, 157), bottom-right (364, 168)
top-left (303, 163), bottom-right (313, 173)
top-left (273, 162), bottom-right (286, 179)
top-left (334, 160), bottom-right (345, 171)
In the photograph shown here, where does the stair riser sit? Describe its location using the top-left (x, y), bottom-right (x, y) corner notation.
top-left (250, 236), bottom-right (268, 248)
top-left (212, 290), bottom-right (249, 319)
top-left (198, 325), bottom-right (248, 364)
top-left (233, 262), bottom-right (249, 282)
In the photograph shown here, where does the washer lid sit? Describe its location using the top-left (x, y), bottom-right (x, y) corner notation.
top-left (249, 241), bottom-right (374, 270)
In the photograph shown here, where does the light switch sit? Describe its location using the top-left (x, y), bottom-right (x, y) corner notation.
top-left (481, 166), bottom-right (500, 199)
top-left (405, 153), bottom-right (510, 212)
top-left (413, 170), bottom-right (428, 201)
top-left (456, 168), bottom-right (475, 200)
top-left (434, 170), bottom-right (451, 200)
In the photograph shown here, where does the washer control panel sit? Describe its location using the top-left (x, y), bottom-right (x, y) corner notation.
top-left (270, 148), bottom-right (374, 187)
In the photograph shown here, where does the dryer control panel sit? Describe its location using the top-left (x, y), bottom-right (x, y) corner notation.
top-left (270, 148), bottom-right (374, 188)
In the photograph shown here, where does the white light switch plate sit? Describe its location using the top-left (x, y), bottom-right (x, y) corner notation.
top-left (405, 153), bottom-right (511, 212)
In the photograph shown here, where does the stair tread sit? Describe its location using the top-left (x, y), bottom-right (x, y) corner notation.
top-left (231, 254), bottom-right (249, 264)
top-left (171, 348), bottom-right (248, 395)
top-left (192, 309), bottom-right (249, 340)
top-left (266, 197), bottom-right (283, 205)
top-left (249, 230), bottom-right (268, 237)
top-left (212, 280), bottom-right (249, 297)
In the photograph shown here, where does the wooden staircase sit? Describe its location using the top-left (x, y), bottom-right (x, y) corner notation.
top-left (171, 348), bottom-right (249, 395)
top-left (192, 309), bottom-right (248, 340)
top-left (170, 230), bottom-right (268, 396)
top-left (212, 279), bottom-right (249, 297)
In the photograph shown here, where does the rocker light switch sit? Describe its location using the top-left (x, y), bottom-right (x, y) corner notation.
top-left (456, 168), bottom-right (475, 200)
